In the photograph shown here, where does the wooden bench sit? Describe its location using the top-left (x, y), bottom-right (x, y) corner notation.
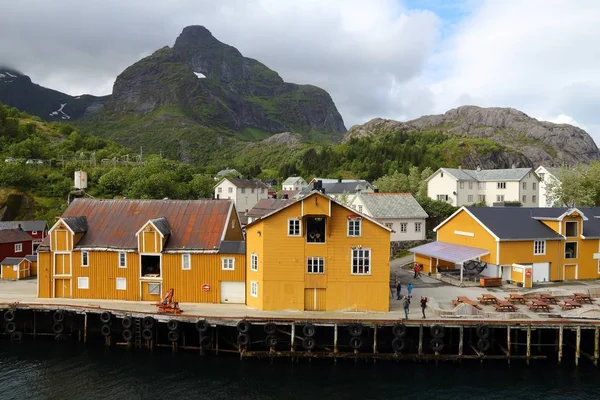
top-left (480, 277), bottom-right (503, 288)
top-left (559, 300), bottom-right (582, 310)
top-left (456, 296), bottom-right (484, 310)
top-left (505, 294), bottom-right (527, 304)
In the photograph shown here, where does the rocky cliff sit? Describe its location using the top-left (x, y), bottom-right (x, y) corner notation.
top-left (344, 106), bottom-right (600, 167)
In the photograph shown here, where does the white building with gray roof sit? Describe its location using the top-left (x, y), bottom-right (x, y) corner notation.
top-left (426, 166), bottom-right (540, 207)
top-left (535, 166), bottom-right (562, 207)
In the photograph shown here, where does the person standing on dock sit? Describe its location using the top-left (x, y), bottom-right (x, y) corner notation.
top-left (420, 296), bottom-right (428, 319)
top-left (413, 263), bottom-right (419, 279)
top-left (401, 296), bottom-right (410, 319)
top-left (407, 283), bottom-right (413, 299)
top-left (396, 280), bottom-right (402, 300)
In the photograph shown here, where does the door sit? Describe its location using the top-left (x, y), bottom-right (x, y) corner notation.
top-left (54, 279), bottom-right (71, 298)
top-left (304, 288), bottom-right (326, 311)
top-left (220, 281), bottom-right (245, 304)
top-left (532, 262), bottom-right (550, 283)
top-left (54, 253), bottom-right (71, 276)
top-left (501, 266), bottom-right (512, 282)
top-left (564, 264), bottom-right (577, 280)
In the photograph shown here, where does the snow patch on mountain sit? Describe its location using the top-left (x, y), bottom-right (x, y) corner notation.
top-left (49, 103), bottom-right (71, 120)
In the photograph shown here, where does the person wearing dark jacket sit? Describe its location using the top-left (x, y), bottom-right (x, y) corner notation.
top-left (401, 296), bottom-right (410, 319)
top-left (395, 281), bottom-right (401, 300)
top-left (420, 296), bottom-right (428, 318)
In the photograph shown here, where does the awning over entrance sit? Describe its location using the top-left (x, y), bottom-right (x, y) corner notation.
top-left (409, 241), bottom-right (490, 264)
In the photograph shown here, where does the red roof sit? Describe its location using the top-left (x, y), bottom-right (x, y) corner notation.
top-left (0, 229), bottom-right (33, 244)
top-left (53, 199), bottom-right (235, 251)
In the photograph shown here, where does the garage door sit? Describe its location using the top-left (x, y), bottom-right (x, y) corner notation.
top-left (220, 281), bottom-right (245, 304)
top-left (532, 262), bottom-right (550, 283)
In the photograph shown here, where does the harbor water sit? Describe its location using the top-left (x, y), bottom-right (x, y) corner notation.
top-left (0, 341), bottom-right (598, 400)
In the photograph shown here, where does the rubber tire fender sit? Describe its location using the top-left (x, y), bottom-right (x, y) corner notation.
top-left (142, 316), bottom-right (155, 329)
top-left (167, 319), bottom-right (179, 331)
top-left (121, 317), bottom-right (133, 330)
top-left (167, 330), bottom-right (179, 342)
top-left (52, 322), bottom-right (64, 334)
top-left (302, 324), bottom-right (316, 337)
top-left (142, 329), bottom-right (153, 341)
top-left (477, 338), bottom-right (491, 353)
top-left (122, 329), bottom-right (133, 342)
top-left (237, 320), bottom-right (251, 334)
top-left (392, 323), bottom-right (407, 338)
top-left (3, 310), bottom-right (15, 322)
top-left (5, 321), bottom-right (17, 333)
top-left (237, 333), bottom-right (250, 346)
top-left (199, 335), bottom-right (212, 349)
top-left (10, 331), bottom-right (23, 342)
top-left (302, 337), bottom-right (315, 350)
top-left (265, 334), bottom-right (278, 347)
top-left (430, 325), bottom-right (445, 339)
top-left (348, 323), bottom-right (363, 337)
top-left (430, 338), bottom-right (444, 352)
top-left (100, 311), bottom-right (112, 324)
top-left (349, 336), bottom-right (363, 350)
top-left (53, 311), bottom-right (65, 323)
top-left (392, 337), bottom-right (406, 353)
top-left (264, 322), bottom-right (277, 335)
top-left (196, 320), bottom-right (209, 333)
top-left (100, 324), bottom-right (111, 337)
top-left (476, 325), bottom-right (491, 340)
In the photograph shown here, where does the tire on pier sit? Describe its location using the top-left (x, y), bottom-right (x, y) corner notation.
top-left (430, 325), bottom-right (445, 339)
top-left (265, 335), bottom-right (278, 347)
top-left (142, 316), bottom-right (155, 329)
top-left (167, 330), bottom-right (179, 342)
top-left (52, 322), bottom-right (64, 334)
top-left (196, 320), bottom-right (209, 334)
top-left (199, 335), bottom-right (212, 349)
top-left (142, 329), bottom-right (153, 341)
top-left (348, 323), bottom-right (363, 337)
top-left (477, 338), bottom-right (490, 353)
top-left (476, 325), bottom-right (490, 340)
top-left (122, 329), bottom-right (133, 342)
top-left (3, 310), bottom-right (15, 322)
top-left (430, 338), bottom-right (444, 352)
top-left (100, 311), bottom-right (112, 324)
top-left (237, 333), bottom-right (250, 346)
top-left (237, 320), bottom-right (251, 334)
top-left (10, 331), bottom-right (22, 342)
top-left (392, 337), bottom-right (406, 353)
top-left (121, 316), bottom-right (133, 330)
top-left (167, 320), bottom-right (179, 331)
top-left (53, 310), bottom-right (65, 323)
top-left (349, 336), bottom-right (363, 350)
top-left (392, 323), bottom-right (407, 338)
top-left (302, 323), bottom-right (316, 337)
top-left (101, 324), bottom-right (111, 337)
top-left (264, 322), bottom-right (277, 335)
top-left (5, 321), bottom-right (16, 334)
top-left (302, 337), bottom-right (315, 351)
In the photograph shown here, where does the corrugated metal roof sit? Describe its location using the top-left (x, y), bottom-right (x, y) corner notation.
top-left (219, 178), bottom-right (269, 189)
top-left (442, 167), bottom-right (534, 182)
top-left (247, 199), bottom-right (293, 218)
top-left (0, 257), bottom-right (27, 265)
top-left (219, 241), bottom-right (245, 254)
top-left (0, 229), bottom-right (33, 244)
top-left (0, 220), bottom-right (47, 232)
top-left (58, 199), bottom-right (233, 250)
top-left (62, 216), bottom-right (88, 233)
top-left (409, 241), bottom-right (490, 264)
top-left (149, 217), bottom-right (171, 236)
top-left (357, 193), bottom-right (428, 219)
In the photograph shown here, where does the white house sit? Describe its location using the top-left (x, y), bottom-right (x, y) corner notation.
top-left (214, 178), bottom-right (269, 212)
top-left (297, 178), bottom-right (375, 200)
top-left (349, 192), bottom-right (428, 242)
top-left (214, 167), bottom-right (241, 181)
top-left (535, 166), bottom-right (561, 207)
top-left (426, 167), bottom-right (540, 207)
top-left (282, 176), bottom-right (308, 191)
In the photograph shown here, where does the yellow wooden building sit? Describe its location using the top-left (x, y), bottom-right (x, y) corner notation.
top-left (0, 257), bottom-right (31, 280)
top-left (245, 191), bottom-right (391, 312)
top-left (411, 206), bottom-right (600, 287)
top-left (38, 199), bottom-right (246, 303)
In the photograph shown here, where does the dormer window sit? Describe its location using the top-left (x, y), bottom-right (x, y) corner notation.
top-left (566, 221), bottom-right (578, 237)
top-left (307, 217), bottom-right (326, 243)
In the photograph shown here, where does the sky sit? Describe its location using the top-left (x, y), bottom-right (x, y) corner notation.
top-left (0, 0), bottom-right (599, 141)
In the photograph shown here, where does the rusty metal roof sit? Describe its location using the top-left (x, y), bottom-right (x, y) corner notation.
top-left (0, 229), bottom-right (33, 244)
top-left (57, 199), bottom-right (234, 251)
top-left (62, 216), bottom-right (88, 233)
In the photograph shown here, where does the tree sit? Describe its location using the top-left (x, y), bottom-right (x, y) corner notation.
top-left (189, 174), bottom-right (214, 199)
top-left (546, 165), bottom-right (597, 207)
top-left (98, 168), bottom-right (131, 197)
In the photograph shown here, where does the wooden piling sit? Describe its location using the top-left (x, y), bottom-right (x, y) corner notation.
top-left (526, 327), bottom-right (531, 365)
top-left (333, 324), bottom-right (338, 354)
top-left (458, 326), bottom-right (463, 356)
top-left (418, 325), bottom-right (423, 357)
top-left (558, 326), bottom-right (563, 365)
top-left (506, 326), bottom-right (511, 365)
top-left (373, 326), bottom-right (378, 355)
top-left (83, 312), bottom-right (88, 344)
top-left (594, 328), bottom-right (599, 366)
top-left (576, 326), bottom-right (581, 367)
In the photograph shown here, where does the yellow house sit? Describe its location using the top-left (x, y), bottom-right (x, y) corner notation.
top-left (38, 199), bottom-right (246, 303)
top-left (245, 191), bottom-right (391, 312)
top-left (0, 257), bottom-right (31, 280)
top-left (411, 206), bottom-right (600, 286)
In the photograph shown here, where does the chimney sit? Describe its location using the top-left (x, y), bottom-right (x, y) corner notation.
top-left (476, 166), bottom-right (481, 172)
top-left (18, 224), bottom-right (22, 230)
top-left (458, 165), bottom-right (462, 170)
top-left (338, 178), bottom-right (342, 183)
top-left (511, 164), bottom-right (516, 169)
top-left (283, 194), bottom-right (289, 199)
top-left (374, 188), bottom-right (379, 193)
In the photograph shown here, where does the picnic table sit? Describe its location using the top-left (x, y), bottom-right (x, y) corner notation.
top-left (505, 293), bottom-right (527, 304)
top-left (452, 296), bottom-right (483, 310)
top-left (494, 300), bottom-right (518, 312)
top-left (529, 300), bottom-right (552, 312)
top-left (571, 293), bottom-right (594, 304)
top-left (559, 300), bottom-right (583, 310)
top-left (536, 293), bottom-right (558, 304)
top-left (477, 294), bottom-right (499, 305)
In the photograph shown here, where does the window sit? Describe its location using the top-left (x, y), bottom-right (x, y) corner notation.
top-left (261, 189), bottom-right (265, 194)
top-left (384, 223), bottom-right (393, 230)
top-left (478, 195), bottom-right (486, 202)
top-left (436, 194), bottom-right (449, 201)
top-left (218, 187), bottom-right (222, 193)
top-left (400, 223), bottom-right (407, 233)
top-left (358, 205), bottom-right (363, 213)
top-left (440, 172), bottom-right (444, 178)
top-left (81, 251), bottom-right (89, 267)
top-left (565, 242), bottom-right (577, 259)
top-left (307, 257), bottom-right (324, 273)
top-left (228, 187), bottom-right (233, 193)
top-left (307, 217), bottom-right (326, 243)
top-left (566, 221), bottom-right (578, 237)
top-left (522, 182), bottom-right (527, 190)
top-left (348, 219), bottom-right (361, 237)
top-left (32, 231), bottom-right (38, 235)
top-left (351, 248), bottom-right (371, 275)
top-left (496, 195), bottom-right (505, 202)
top-left (251, 188), bottom-right (255, 193)
top-left (468, 195), bottom-right (473, 203)
top-left (288, 219), bottom-right (301, 236)
top-left (415, 222), bottom-right (422, 232)
top-left (250, 281), bottom-right (258, 297)
top-left (468, 182), bottom-right (473, 189)
top-left (522, 195), bottom-right (527, 203)
top-left (116, 278), bottom-right (126, 290)
top-left (533, 182), bottom-right (537, 190)
top-left (459, 181), bottom-right (464, 189)
top-left (534, 240), bottom-right (546, 255)
top-left (14, 243), bottom-right (22, 252)
top-left (119, 251), bottom-right (127, 268)
top-left (182, 253), bottom-right (191, 270)
top-left (538, 173), bottom-right (545, 181)
top-left (222, 258), bottom-right (235, 270)
top-left (532, 195), bottom-right (537, 203)
top-left (141, 255), bottom-right (160, 276)
top-left (251, 253), bottom-right (258, 271)
top-left (148, 283), bottom-right (161, 295)
top-left (497, 182), bottom-right (506, 189)
top-left (241, 188), bottom-right (246, 194)
top-left (478, 182), bottom-right (486, 190)
top-left (77, 277), bottom-right (89, 289)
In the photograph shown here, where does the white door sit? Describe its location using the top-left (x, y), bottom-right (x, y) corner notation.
top-left (502, 265), bottom-right (512, 282)
top-left (220, 281), bottom-right (246, 304)
top-left (532, 262), bottom-right (550, 283)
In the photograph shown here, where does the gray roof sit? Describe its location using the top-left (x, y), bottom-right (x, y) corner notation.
top-left (410, 242), bottom-right (489, 264)
top-left (0, 257), bottom-right (27, 265)
top-left (62, 216), bottom-right (88, 233)
top-left (247, 199), bottom-right (292, 218)
top-left (282, 176), bottom-right (306, 186)
top-left (0, 220), bottom-right (47, 232)
top-left (219, 240), bottom-right (245, 254)
top-left (216, 168), bottom-right (241, 177)
top-left (218, 178), bottom-right (269, 189)
top-left (357, 193), bottom-right (428, 219)
top-left (441, 167), bottom-right (534, 182)
top-left (149, 217), bottom-right (171, 236)
top-left (25, 254), bottom-right (37, 262)
top-left (298, 181), bottom-right (374, 196)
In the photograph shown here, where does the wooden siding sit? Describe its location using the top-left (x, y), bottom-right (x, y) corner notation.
top-left (246, 219), bottom-right (264, 310)
top-left (139, 227), bottom-right (161, 254)
top-left (38, 252), bottom-right (52, 297)
top-left (1, 260), bottom-right (30, 280)
top-left (52, 223), bottom-right (72, 251)
top-left (436, 210), bottom-right (497, 264)
top-left (304, 288), bottom-right (326, 311)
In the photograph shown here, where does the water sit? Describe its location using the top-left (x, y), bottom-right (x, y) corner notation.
top-left (0, 341), bottom-right (598, 400)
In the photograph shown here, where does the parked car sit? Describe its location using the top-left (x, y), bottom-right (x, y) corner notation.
top-left (4, 157), bottom-right (16, 163)
top-left (25, 159), bottom-right (43, 165)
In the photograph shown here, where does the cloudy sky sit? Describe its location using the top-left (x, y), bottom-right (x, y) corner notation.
top-left (1, 0), bottom-right (599, 140)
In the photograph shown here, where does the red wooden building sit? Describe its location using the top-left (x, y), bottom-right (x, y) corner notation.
top-left (0, 221), bottom-right (48, 250)
top-left (0, 230), bottom-right (33, 262)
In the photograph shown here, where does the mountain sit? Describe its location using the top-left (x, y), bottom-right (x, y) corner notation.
top-left (344, 106), bottom-right (600, 168)
top-left (0, 67), bottom-right (108, 121)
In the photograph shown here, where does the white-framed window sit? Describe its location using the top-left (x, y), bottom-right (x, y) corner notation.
top-left (288, 219), bottom-right (301, 236)
top-left (251, 253), bottom-right (258, 271)
top-left (522, 182), bottom-right (527, 190)
top-left (148, 282), bottom-right (161, 295)
top-left (533, 182), bottom-right (537, 190)
top-left (307, 257), bottom-right (324, 273)
top-left (32, 231), bottom-right (38, 235)
top-left (118, 251), bottom-right (127, 268)
top-left (351, 248), bottom-right (371, 275)
top-left (478, 182), bottom-right (486, 190)
top-left (497, 182), bottom-right (506, 189)
top-left (77, 277), bottom-right (89, 289)
top-left (532, 195), bottom-right (537, 203)
top-left (459, 181), bottom-right (464, 189)
top-left (81, 251), bottom-right (89, 267)
top-left (241, 188), bottom-right (246, 194)
top-left (468, 195), bottom-right (473, 202)
top-left (522, 195), bottom-right (527, 203)
top-left (228, 187), bottom-right (233, 193)
top-left (222, 257), bottom-right (235, 270)
top-left (437, 194), bottom-right (449, 201)
top-left (440, 172), bottom-right (444, 178)
top-left (384, 223), bottom-right (393, 230)
top-left (116, 278), bottom-right (126, 290)
top-left (217, 187), bottom-right (222, 193)
top-left (565, 242), bottom-right (577, 259)
top-left (533, 240), bottom-right (546, 255)
top-left (468, 182), bottom-right (473, 189)
top-left (14, 243), bottom-right (22, 253)
top-left (231, 219), bottom-right (236, 229)
top-left (182, 253), bottom-right (191, 270)
top-left (478, 195), bottom-right (486, 202)
top-left (565, 221), bottom-right (578, 237)
top-left (415, 222), bottom-right (422, 232)
top-left (348, 219), bottom-right (361, 237)
top-left (496, 195), bottom-right (505, 202)
top-left (400, 223), bottom-right (407, 233)
top-left (250, 281), bottom-right (258, 297)
top-left (358, 205), bottom-right (363, 213)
